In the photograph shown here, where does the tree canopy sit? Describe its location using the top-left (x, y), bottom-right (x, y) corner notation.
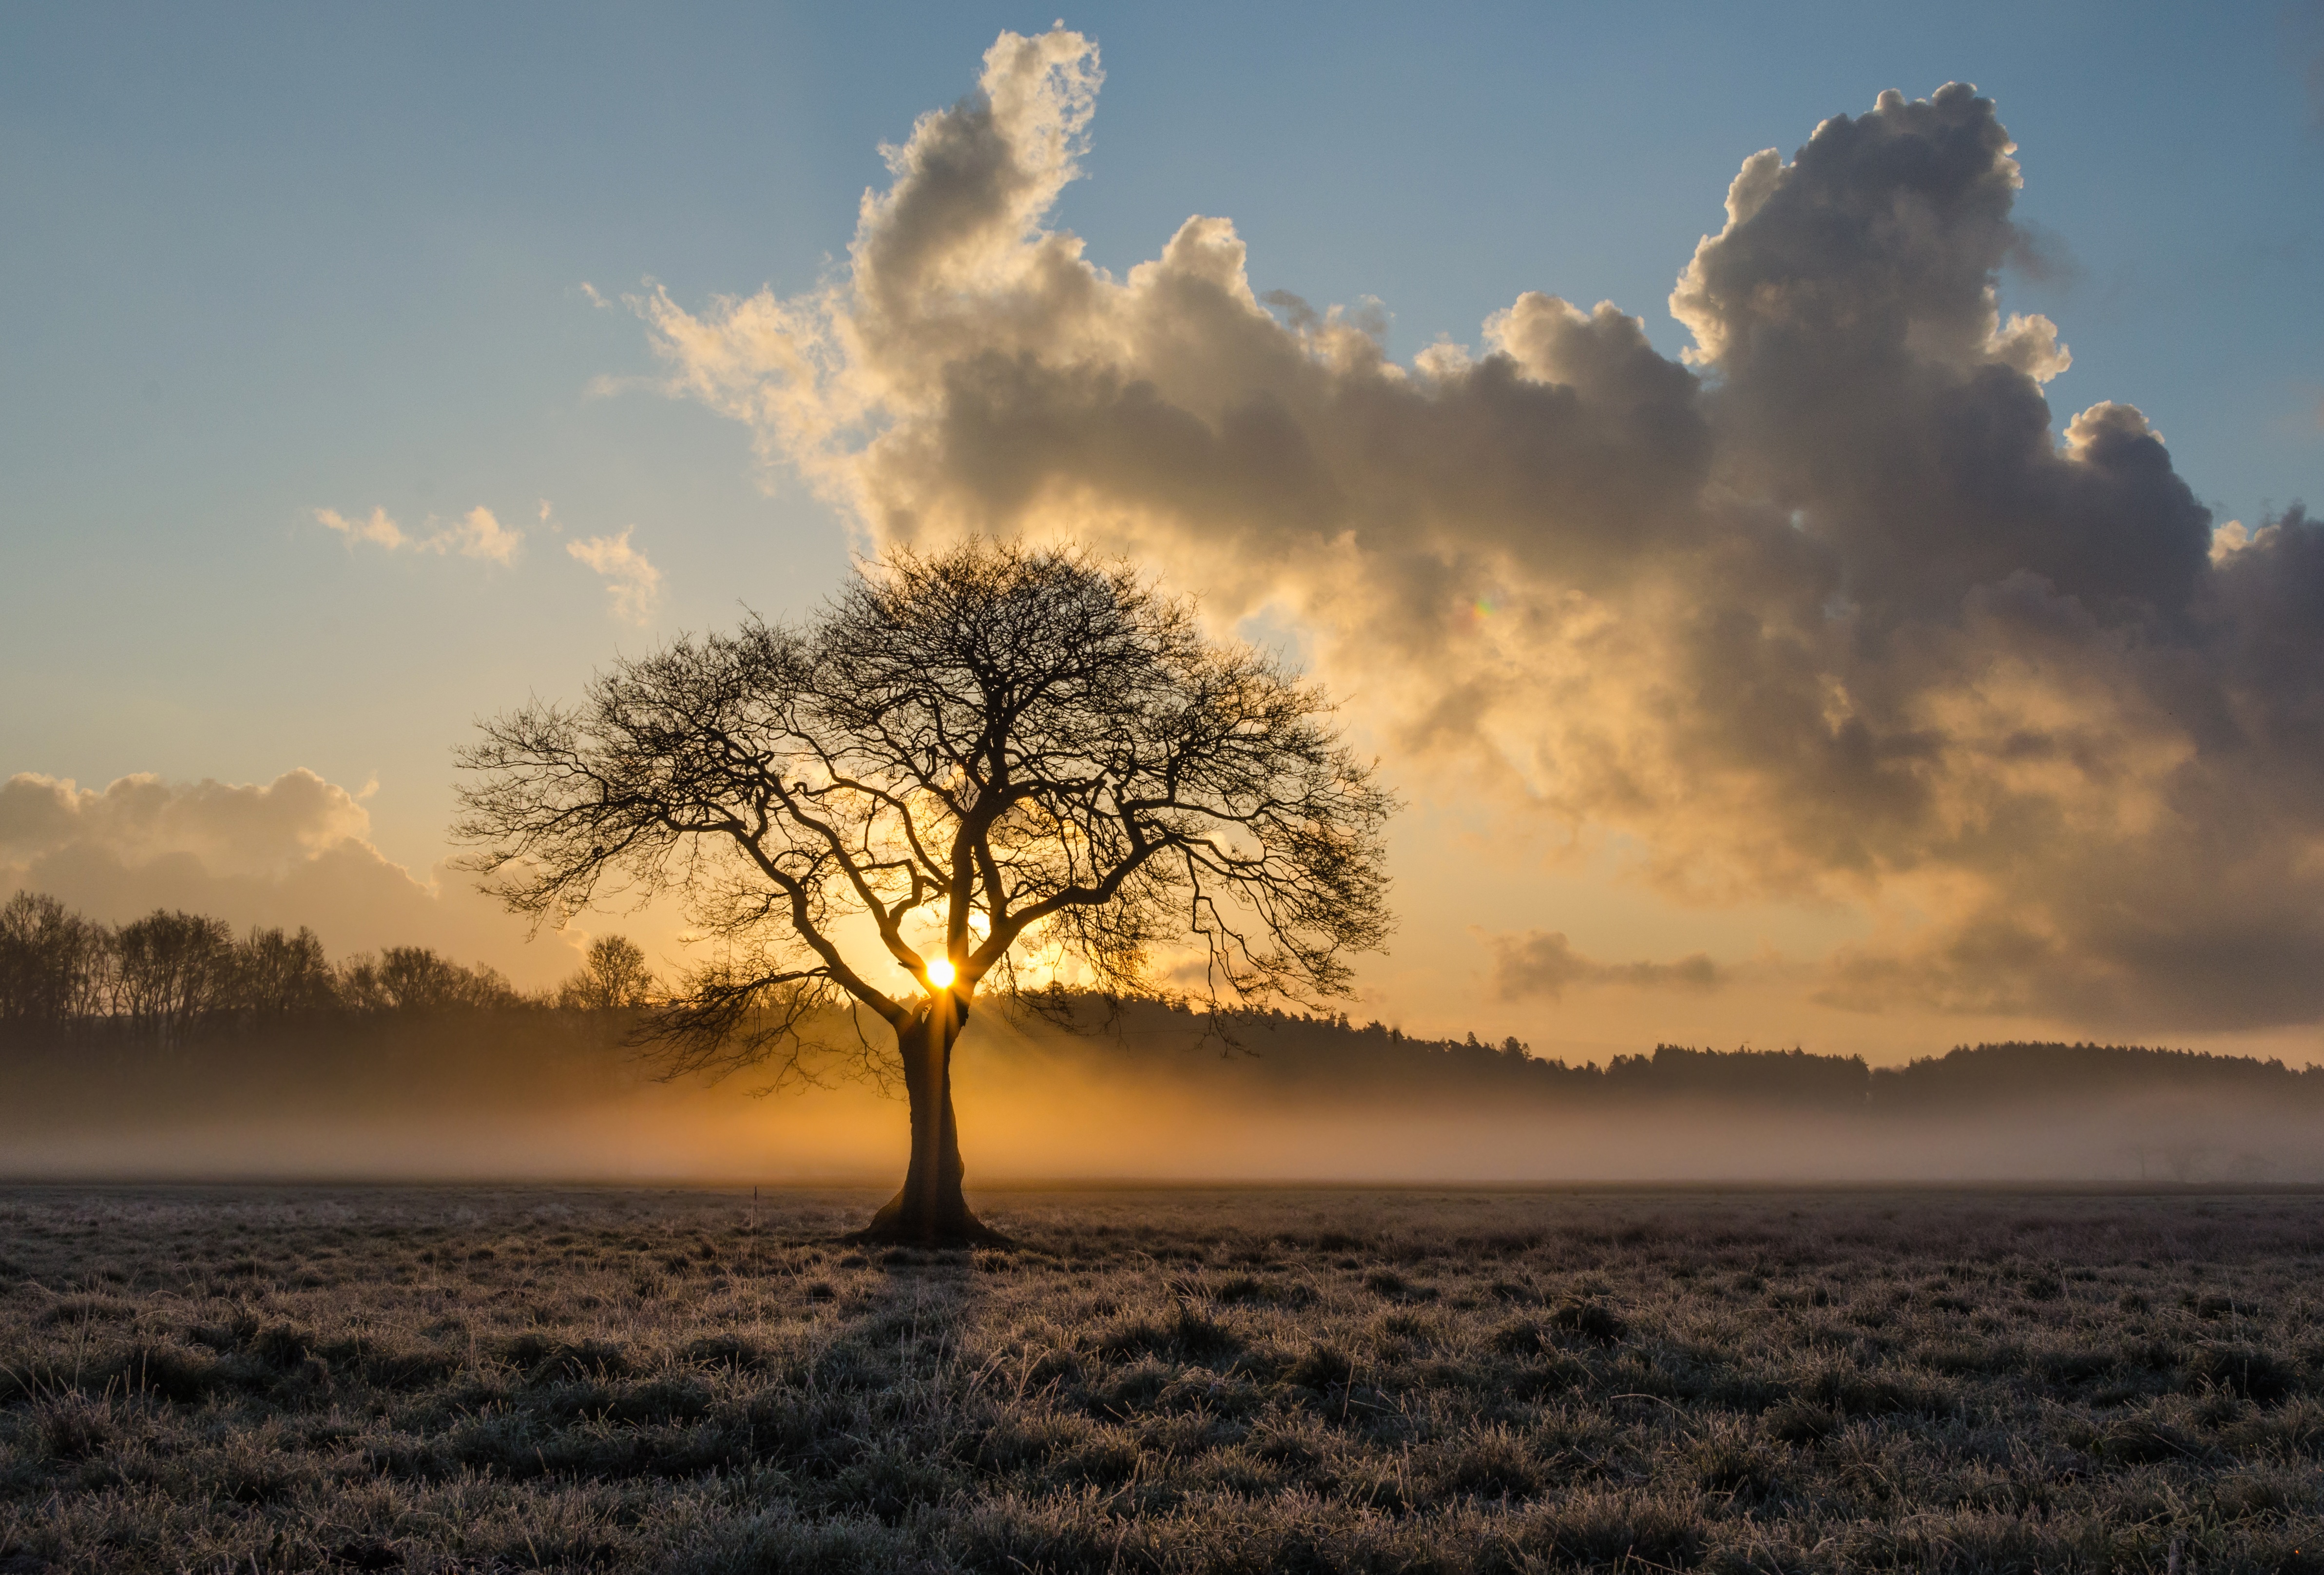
top-left (459, 541), bottom-right (1392, 1054)
top-left (454, 539), bottom-right (1396, 1241)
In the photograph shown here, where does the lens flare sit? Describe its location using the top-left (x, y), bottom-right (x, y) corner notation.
top-left (925, 956), bottom-right (956, 989)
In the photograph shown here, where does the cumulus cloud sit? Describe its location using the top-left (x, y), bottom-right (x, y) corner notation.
top-left (315, 506), bottom-right (406, 549)
top-left (1490, 931), bottom-right (1721, 1001)
top-left (314, 504), bottom-right (523, 564)
top-left (566, 528), bottom-right (663, 623)
top-left (0, 770), bottom-right (371, 878)
top-left (0, 770), bottom-right (565, 982)
top-left (433, 505), bottom-right (523, 564)
top-left (634, 32), bottom-right (2324, 1033)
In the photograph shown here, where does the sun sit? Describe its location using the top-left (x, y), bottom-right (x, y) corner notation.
top-left (925, 956), bottom-right (957, 989)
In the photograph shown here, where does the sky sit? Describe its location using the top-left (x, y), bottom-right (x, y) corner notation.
top-left (4, 2), bottom-right (2322, 1067)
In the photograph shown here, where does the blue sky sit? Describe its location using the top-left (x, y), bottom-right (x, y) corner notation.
top-left (5, 3), bottom-right (2322, 1053)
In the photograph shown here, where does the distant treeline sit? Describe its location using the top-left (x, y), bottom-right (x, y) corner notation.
top-left (1053, 996), bottom-right (2324, 1113)
top-left (7, 892), bottom-right (2319, 1115)
top-left (0, 892), bottom-right (653, 1043)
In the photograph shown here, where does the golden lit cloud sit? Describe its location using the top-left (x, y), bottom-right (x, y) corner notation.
top-left (1489, 930), bottom-right (1722, 1002)
top-left (431, 505), bottom-right (523, 565)
top-left (0, 770), bottom-right (572, 983)
top-left (314, 506), bottom-right (407, 549)
top-left (313, 503), bottom-right (523, 565)
top-left (565, 526), bottom-right (663, 624)
top-left (629, 34), bottom-right (2324, 1034)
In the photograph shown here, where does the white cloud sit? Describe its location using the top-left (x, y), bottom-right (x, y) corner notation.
top-left (567, 528), bottom-right (663, 624)
top-left (313, 504), bottom-right (522, 564)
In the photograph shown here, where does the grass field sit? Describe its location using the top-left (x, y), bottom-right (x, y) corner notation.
top-left (1, 1185), bottom-right (2320, 1573)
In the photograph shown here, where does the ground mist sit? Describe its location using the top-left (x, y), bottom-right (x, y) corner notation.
top-left (4, 1005), bottom-right (2322, 1185)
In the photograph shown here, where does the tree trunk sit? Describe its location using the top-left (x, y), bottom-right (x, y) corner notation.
top-left (855, 995), bottom-right (1008, 1247)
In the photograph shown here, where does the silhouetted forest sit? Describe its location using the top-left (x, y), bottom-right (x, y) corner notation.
top-left (5, 891), bottom-right (2317, 1116)
top-left (1079, 998), bottom-right (2324, 1114)
top-left (0, 891), bottom-right (652, 1043)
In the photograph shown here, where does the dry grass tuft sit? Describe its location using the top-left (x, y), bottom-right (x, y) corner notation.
top-left (0, 1185), bottom-right (2320, 1572)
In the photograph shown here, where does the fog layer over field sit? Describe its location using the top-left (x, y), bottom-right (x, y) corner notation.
top-left (3, 1006), bottom-right (2316, 1185)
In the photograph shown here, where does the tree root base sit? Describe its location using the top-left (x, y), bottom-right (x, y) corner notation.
top-left (847, 1190), bottom-right (1014, 1250)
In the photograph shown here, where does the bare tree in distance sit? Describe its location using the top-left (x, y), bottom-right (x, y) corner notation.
top-left (232, 926), bottom-right (338, 1019)
top-left (0, 892), bottom-right (112, 1029)
top-left (347, 946), bottom-right (522, 1013)
top-left (113, 910), bottom-right (234, 1046)
top-left (559, 935), bottom-right (658, 1011)
top-left (455, 539), bottom-right (1397, 1245)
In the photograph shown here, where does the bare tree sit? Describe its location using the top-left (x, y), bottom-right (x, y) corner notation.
top-left (0, 892), bottom-right (112, 1031)
top-left (229, 926), bottom-right (338, 1019)
top-left (558, 935), bottom-right (658, 1011)
top-left (112, 909), bottom-right (234, 1045)
top-left (456, 540), bottom-right (1396, 1244)
top-left (369, 946), bottom-right (521, 1012)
